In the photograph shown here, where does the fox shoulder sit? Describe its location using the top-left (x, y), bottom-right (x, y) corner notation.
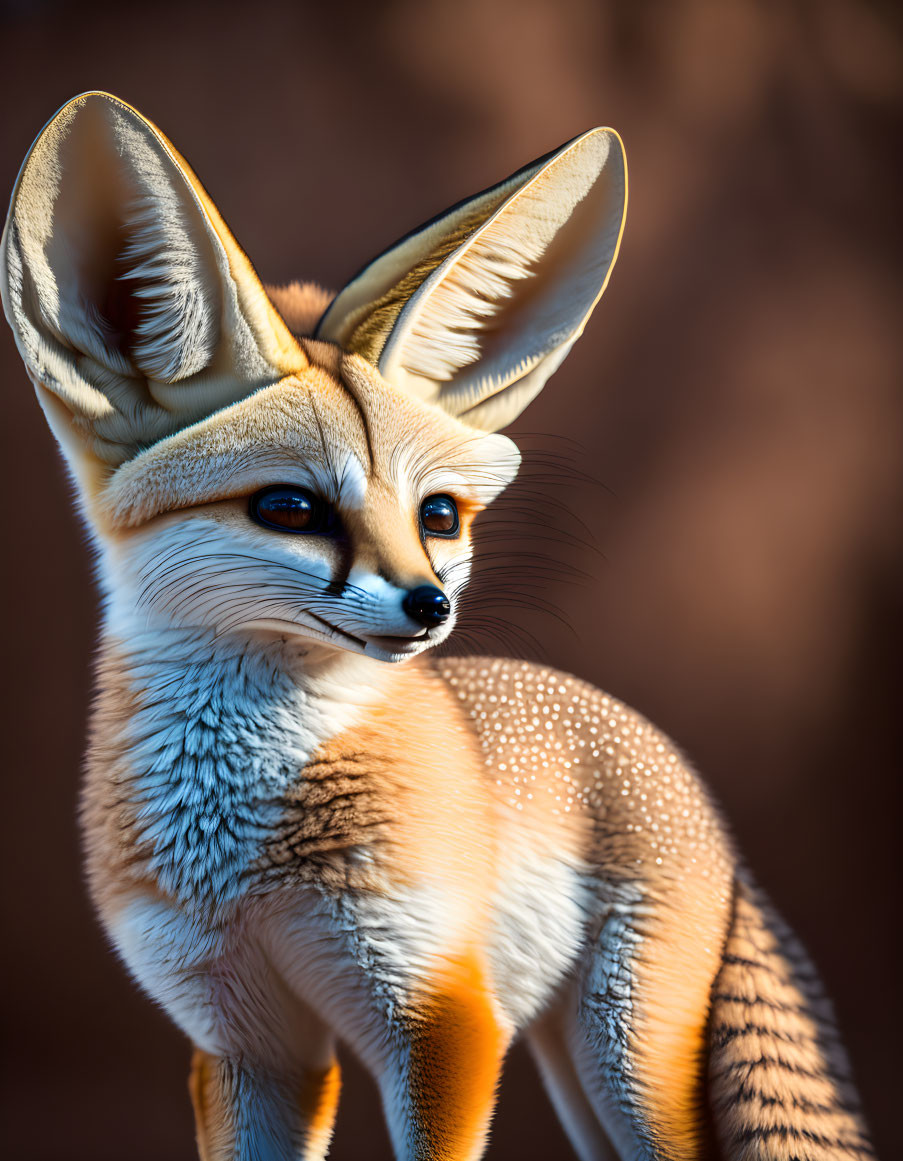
top-left (435, 652), bottom-right (736, 873)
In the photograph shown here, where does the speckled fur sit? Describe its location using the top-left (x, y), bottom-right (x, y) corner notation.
top-left (2, 93), bottom-right (874, 1161)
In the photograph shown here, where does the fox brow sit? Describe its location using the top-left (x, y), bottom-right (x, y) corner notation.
top-left (307, 387), bottom-right (373, 498)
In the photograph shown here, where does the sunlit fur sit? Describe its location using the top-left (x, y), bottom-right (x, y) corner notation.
top-left (94, 344), bottom-right (518, 666)
top-left (1, 92), bottom-right (874, 1161)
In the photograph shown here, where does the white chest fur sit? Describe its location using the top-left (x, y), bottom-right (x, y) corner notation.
top-left (100, 621), bottom-right (364, 905)
top-left (95, 622), bottom-right (594, 1061)
top-left (97, 625), bottom-right (390, 1056)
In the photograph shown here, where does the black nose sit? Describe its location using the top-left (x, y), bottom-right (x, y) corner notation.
top-left (403, 584), bottom-right (451, 628)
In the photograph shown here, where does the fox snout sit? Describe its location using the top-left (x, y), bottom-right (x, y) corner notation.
top-left (402, 585), bottom-right (450, 628)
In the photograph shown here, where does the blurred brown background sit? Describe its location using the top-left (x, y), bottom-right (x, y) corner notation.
top-left (0, 0), bottom-right (900, 1157)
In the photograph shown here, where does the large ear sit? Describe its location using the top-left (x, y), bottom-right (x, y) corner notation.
top-left (0, 91), bottom-right (305, 476)
top-left (316, 128), bottom-right (626, 432)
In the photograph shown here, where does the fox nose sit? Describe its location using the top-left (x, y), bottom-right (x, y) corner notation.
top-left (402, 584), bottom-right (451, 628)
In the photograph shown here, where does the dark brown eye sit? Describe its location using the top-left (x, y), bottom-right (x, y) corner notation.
top-left (420, 494), bottom-right (459, 537)
top-left (249, 486), bottom-right (334, 534)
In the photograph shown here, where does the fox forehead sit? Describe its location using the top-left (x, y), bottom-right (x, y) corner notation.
top-left (100, 347), bottom-right (509, 530)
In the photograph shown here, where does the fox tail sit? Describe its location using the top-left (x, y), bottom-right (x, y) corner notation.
top-left (707, 876), bottom-right (874, 1160)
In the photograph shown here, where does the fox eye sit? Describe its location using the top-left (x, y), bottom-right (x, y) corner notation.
top-left (420, 494), bottom-right (460, 537)
top-left (249, 485), bottom-right (335, 534)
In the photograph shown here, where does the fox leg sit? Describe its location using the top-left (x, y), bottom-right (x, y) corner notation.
top-left (189, 1050), bottom-right (341, 1161)
top-left (527, 995), bottom-right (619, 1161)
top-left (108, 895), bottom-right (341, 1160)
top-left (375, 955), bottom-right (509, 1161)
top-left (559, 881), bottom-right (736, 1161)
top-left (563, 880), bottom-right (876, 1161)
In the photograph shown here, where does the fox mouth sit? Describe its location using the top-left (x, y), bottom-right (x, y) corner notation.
top-left (364, 631), bottom-right (431, 654)
top-left (225, 613), bottom-right (439, 658)
top-left (306, 611), bottom-right (367, 648)
top-left (308, 614), bottom-right (432, 654)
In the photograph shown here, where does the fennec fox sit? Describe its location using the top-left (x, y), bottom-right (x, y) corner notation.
top-left (1, 93), bottom-right (874, 1161)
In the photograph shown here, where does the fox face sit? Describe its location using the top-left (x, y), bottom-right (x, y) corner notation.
top-left (1, 93), bottom-right (626, 663)
top-left (98, 350), bottom-right (520, 660)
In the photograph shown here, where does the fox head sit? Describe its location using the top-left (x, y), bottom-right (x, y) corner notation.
top-left (1, 92), bottom-right (626, 662)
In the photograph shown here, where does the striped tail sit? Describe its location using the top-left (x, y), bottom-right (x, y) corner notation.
top-left (707, 877), bottom-right (875, 1160)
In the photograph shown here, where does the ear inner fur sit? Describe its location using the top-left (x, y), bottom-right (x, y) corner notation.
top-left (314, 173), bottom-right (529, 350)
top-left (340, 201), bottom-right (507, 366)
top-left (0, 91), bottom-right (306, 470)
top-left (317, 128), bottom-right (627, 434)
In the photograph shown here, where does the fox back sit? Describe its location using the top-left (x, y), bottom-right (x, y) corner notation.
top-left (2, 93), bottom-right (874, 1161)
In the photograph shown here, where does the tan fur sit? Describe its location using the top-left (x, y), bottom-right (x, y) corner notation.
top-left (98, 368), bottom-right (369, 530)
top-left (258, 659), bottom-right (500, 903)
top-left (267, 282), bottom-right (335, 338)
top-left (98, 349), bottom-right (504, 534)
top-left (80, 643), bottom-right (162, 906)
top-left (150, 134), bottom-right (307, 377)
top-left (189, 1049), bottom-right (215, 1161)
top-left (708, 881), bottom-right (873, 1160)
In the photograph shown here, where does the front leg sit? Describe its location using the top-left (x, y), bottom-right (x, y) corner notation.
top-left (378, 953), bottom-right (509, 1161)
top-left (190, 1050), bottom-right (341, 1161)
top-left (107, 893), bottom-right (343, 1161)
